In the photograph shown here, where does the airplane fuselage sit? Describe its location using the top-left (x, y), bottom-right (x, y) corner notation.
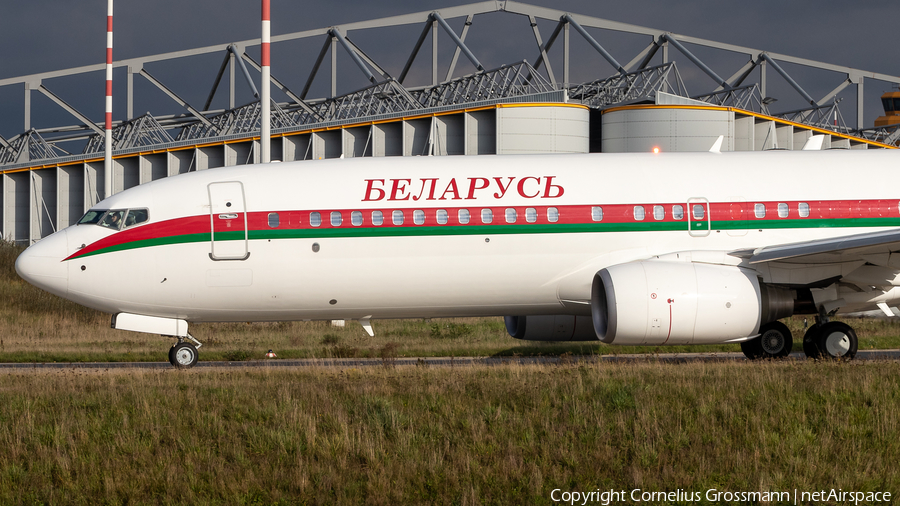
top-left (15, 149), bottom-right (900, 356)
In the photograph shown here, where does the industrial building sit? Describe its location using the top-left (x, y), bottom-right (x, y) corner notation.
top-left (1, 1), bottom-right (898, 244)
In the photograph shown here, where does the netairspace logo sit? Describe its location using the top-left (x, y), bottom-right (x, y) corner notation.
top-left (549, 488), bottom-right (893, 505)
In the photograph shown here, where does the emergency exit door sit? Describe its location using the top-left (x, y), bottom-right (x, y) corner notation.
top-left (687, 197), bottom-right (710, 237)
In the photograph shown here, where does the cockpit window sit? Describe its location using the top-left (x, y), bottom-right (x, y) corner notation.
top-left (99, 210), bottom-right (127, 230)
top-left (124, 209), bottom-right (149, 228)
top-left (79, 208), bottom-right (148, 230)
top-left (78, 210), bottom-right (107, 225)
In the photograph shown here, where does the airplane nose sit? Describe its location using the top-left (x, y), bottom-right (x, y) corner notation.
top-left (15, 229), bottom-right (69, 297)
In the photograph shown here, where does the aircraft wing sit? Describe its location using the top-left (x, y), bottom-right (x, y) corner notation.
top-left (739, 229), bottom-right (900, 265)
top-left (727, 228), bottom-right (900, 315)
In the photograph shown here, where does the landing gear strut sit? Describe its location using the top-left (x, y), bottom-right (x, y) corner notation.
top-left (167, 334), bottom-right (202, 369)
top-left (741, 321), bottom-right (793, 360)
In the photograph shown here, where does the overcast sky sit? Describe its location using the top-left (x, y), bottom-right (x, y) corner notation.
top-left (1, 0), bottom-right (897, 141)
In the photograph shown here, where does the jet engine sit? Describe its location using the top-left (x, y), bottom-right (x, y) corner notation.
top-left (505, 315), bottom-right (597, 341)
top-left (591, 261), bottom-right (794, 345)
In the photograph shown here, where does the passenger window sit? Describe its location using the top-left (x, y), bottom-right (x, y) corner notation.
top-left (754, 203), bottom-right (766, 218)
top-left (267, 212), bottom-right (279, 228)
top-left (99, 210), bottom-right (126, 230)
top-left (777, 203), bottom-right (788, 218)
top-left (634, 206), bottom-right (645, 221)
top-left (351, 211), bottom-right (363, 226)
top-left (392, 210), bottom-right (404, 225)
top-left (591, 206), bottom-right (603, 222)
top-left (436, 209), bottom-right (448, 224)
top-left (459, 209), bottom-right (470, 224)
top-left (481, 209), bottom-right (493, 224)
top-left (414, 210), bottom-right (425, 225)
top-left (653, 205), bottom-right (664, 221)
top-left (505, 208), bottom-right (516, 223)
top-left (547, 207), bottom-right (559, 223)
top-left (310, 212), bottom-right (321, 227)
top-left (78, 209), bottom-right (106, 225)
top-left (331, 211), bottom-right (342, 227)
top-left (525, 208), bottom-right (537, 223)
top-left (799, 202), bottom-right (810, 218)
top-left (692, 204), bottom-right (705, 220)
top-left (371, 211), bottom-right (383, 226)
top-left (125, 209), bottom-right (149, 228)
top-left (672, 205), bottom-right (684, 220)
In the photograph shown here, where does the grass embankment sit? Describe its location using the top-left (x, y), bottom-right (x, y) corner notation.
top-left (1, 361), bottom-right (898, 504)
top-left (3, 240), bottom-right (900, 363)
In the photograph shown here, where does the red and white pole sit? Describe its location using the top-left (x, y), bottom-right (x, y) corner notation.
top-left (260, 0), bottom-right (271, 163)
top-left (104, 0), bottom-right (113, 197)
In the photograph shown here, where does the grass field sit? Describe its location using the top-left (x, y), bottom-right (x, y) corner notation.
top-left (4, 242), bottom-right (900, 504)
top-left (2, 240), bottom-right (900, 364)
top-left (1, 361), bottom-right (899, 505)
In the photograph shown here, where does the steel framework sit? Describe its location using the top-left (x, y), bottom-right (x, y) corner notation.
top-left (567, 63), bottom-right (686, 108)
top-left (2, 0), bottom-right (899, 168)
top-left (694, 85), bottom-right (769, 115)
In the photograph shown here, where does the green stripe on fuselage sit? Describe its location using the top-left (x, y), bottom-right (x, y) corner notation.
top-left (69, 217), bottom-right (900, 259)
top-left (72, 233), bottom-right (211, 259)
top-left (713, 217), bottom-right (900, 230)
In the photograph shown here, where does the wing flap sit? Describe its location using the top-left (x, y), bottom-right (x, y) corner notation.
top-left (744, 229), bottom-right (900, 265)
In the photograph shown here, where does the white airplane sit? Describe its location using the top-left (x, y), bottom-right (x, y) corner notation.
top-left (15, 142), bottom-right (900, 368)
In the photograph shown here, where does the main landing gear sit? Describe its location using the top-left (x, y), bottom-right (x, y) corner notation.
top-left (802, 321), bottom-right (858, 360)
top-left (740, 319), bottom-right (858, 361)
top-left (167, 334), bottom-right (203, 369)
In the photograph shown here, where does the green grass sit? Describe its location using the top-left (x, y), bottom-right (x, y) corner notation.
top-left (0, 362), bottom-right (898, 504)
top-left (3, 239), bottom-right (900, 364)
top-left (5, 241), bottom-right (900, 504)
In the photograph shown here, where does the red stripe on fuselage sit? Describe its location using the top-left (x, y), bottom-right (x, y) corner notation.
top-left (67, 198), bottom-right (900, 260)
top-left (65, 215), bottom-right (210, 260)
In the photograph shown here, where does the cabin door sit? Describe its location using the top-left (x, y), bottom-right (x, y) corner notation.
top-left (208, 181), bottom-right (249, 260)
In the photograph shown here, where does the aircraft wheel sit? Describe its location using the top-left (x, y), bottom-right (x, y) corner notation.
top-left (802, 325), bottom-right (821, 359)
top-left (815, 322), bottom-right (858, 360)
top-left (740, 336), bottom-right (763, 360)
top-left (759, 321), bottom-right (793, 358)
top-left (170, 342), bottom-right (199, 369)
top-left (168, 344), bottom-right (178, 365)
top-left (742, 321), bottom-right (792, 360)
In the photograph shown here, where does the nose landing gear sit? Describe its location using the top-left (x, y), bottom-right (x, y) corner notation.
top-left (168, 334), bottom-right (202, 369)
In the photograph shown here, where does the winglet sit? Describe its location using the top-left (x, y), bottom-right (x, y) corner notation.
top-left (709, 135), bottom-right (724, 153)
top-left (359, 316), bottom-right (374, 336)
top-left (801, 134), bottom-right (825, 151)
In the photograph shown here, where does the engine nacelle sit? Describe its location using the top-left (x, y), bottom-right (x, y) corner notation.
top-left (591, 261), bottom-right (793, 345)
top-left (505, 315), bottom-right (597, 341)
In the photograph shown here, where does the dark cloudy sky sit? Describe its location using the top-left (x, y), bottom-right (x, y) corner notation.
top-left (1, 0), bottom-right (897, 141)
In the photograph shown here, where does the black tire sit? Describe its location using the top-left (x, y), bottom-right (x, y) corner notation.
top-left (742, 321), bottom-right (793, 360)
top-left (170, 342), bottom-right (198, 369)
top-left (740, 336), bottom-right (763, 360)
top-left (759, 321), bottom-right (793, 358)
top-left (815, 322), bottom-right (858, 360)
top-left (168, 344), bottom-right (178, 366)
top-left (802, 325), bottom-right (821, 359)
